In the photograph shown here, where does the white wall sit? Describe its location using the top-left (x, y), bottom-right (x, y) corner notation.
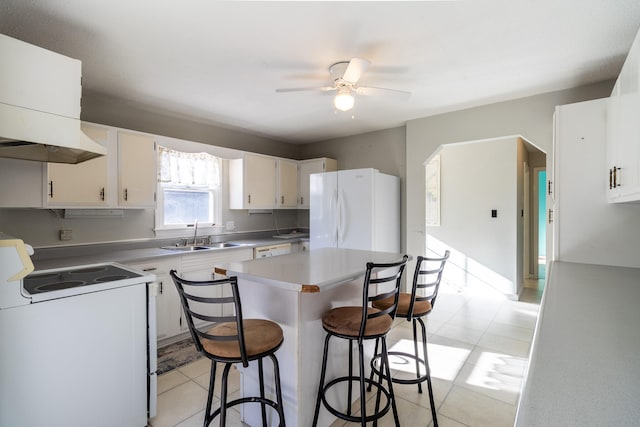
top-left (426, 137), bottom-right (519, 297)
top-left (406, 81), bottom-right (614, 289)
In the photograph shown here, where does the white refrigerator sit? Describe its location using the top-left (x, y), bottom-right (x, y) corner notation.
top-left (310, 168), bottom-right (400, 252)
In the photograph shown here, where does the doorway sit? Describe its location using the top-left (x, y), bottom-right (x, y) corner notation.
top-left (536, 169), bottom-right (546, 279)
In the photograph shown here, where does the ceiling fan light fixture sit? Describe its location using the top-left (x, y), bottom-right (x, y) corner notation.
top-left (334, 90), bottom-right (355, 111)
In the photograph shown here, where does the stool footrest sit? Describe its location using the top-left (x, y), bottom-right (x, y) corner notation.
top-left (371, 351), bottom-right (431, 385)
top-left (206, 396), bottom-right (284, 427)
top-left (320, 375), bottom-right (392, 423)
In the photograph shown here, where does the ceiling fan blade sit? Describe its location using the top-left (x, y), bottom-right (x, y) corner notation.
top-left (355, 86), bottom-right (411, 100)
top-left (342, 58), bottom-right (371, 84)
top-left (275, 86), bottom-right (336, 93)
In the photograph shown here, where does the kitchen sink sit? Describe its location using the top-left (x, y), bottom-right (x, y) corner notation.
top-left (161, 242), bottom-right (242, 252)
top-left (204, 242), bottom-right (241, 249)
top-left (161, 245), bottom-right (210, 252)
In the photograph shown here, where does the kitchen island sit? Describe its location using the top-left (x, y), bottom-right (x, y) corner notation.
top-left (213, 247), bottom-right (408, 427)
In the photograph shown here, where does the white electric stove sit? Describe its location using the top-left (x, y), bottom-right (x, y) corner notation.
top-left (0, 233), bottom-right (157, 427)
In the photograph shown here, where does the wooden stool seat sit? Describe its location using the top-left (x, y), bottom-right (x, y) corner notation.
top-left (203, 319), bottom-right (283, 360)
top-left (322, 306), bottom-right (393, 338)
top-left (373, 293), bottom-right (433, 317)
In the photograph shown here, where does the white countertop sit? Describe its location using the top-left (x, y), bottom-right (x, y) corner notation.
top-left (215, 247), bottom-right (409, 292)
top-left (515, 261), bottom-right (640, 426)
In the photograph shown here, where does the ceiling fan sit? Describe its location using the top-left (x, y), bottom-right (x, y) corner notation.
top-left (275, 58), bottom-right (411, 112)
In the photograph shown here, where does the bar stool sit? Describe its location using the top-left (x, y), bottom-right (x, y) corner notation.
top-left (170, 270), bottom-right (286, 427)
top-left (369, 250), bottom-right (449, 427)
top-left (312, 256), bottom-right (408, 427)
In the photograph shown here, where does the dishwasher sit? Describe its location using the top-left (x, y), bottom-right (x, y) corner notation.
top-left (253, 243), bottom-right (292, 258)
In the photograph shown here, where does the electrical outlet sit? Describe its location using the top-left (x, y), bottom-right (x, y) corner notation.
top-left (59, 229), bottom-right (72, 241)
top-left (226, 221), bottom-right (235, 231)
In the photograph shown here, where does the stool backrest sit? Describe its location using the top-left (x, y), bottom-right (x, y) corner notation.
top-left (360, 255), bottom-right (409, 340)
top-left (169, 270), bottom-right (250, 367)
top-left (408, 250), bottom-right (450, 319)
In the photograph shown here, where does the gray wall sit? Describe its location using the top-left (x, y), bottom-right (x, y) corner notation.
top-left (406, 80), bottom-right (615, 279)
top-left (82, 90), bottom-right (302, 159)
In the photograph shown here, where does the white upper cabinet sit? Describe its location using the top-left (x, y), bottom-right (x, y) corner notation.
top-left (298, 158), bottom-right (337, 209)
top-left (45, 123), bottom-right (110, 207)
top-left (117, 131), bottom-right (157, 207)
top-left (607, 28), bottom-right (640, 203)
top-left (229, 153), bottom-right (277, 209)
top-left (42, 126), bottom-right (156, 208)
top-left (277, 158), bottom-right (298, 208)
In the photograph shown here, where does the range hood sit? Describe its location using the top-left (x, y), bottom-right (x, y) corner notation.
top-left (0, 34), bottom-right (106, 164)
top-left (0, 102), bottom-right (106, 164)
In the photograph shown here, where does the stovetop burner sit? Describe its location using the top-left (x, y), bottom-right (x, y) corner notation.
top-left (24, 264), bottom-right (143, 295)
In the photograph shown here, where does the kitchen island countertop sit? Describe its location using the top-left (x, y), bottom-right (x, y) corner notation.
top-left (214, 247), bottom-right (409, 293)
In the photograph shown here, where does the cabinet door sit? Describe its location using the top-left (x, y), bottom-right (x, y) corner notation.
top-left (607, 29), bottom-right (640, 203)
top-left (298, 158), bottom-right (337, 208)
top-left (229, 153), bottom-right (277, 209)
top-left (118, 131), bottom-right (156, 207)
top-left (126, 259), bottom-right (182, 342)
top-left (46, 123), bottom-right (109, 207)
top-left (277, 159), bottom-right (298, 208)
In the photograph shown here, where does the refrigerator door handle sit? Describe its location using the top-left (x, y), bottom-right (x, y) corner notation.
top-left (338, 189), bottom-right (346, 244)
top-left (333, 188), bottom-right (339, 246)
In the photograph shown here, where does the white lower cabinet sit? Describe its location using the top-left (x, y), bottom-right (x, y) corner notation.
top-left (128, 247), bottom-right (253, 344)
top-left (126, 257), bottom-right (182, 342)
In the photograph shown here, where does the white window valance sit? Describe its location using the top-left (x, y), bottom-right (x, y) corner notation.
top-left (158, 145), bottom-right (220, 187)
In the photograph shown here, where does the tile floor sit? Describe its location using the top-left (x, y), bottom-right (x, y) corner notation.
top-left (149, 279), bottom-right (543, 427)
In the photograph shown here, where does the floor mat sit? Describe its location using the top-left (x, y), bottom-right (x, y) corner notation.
top-left (157, 338), bottom-right (204, 375)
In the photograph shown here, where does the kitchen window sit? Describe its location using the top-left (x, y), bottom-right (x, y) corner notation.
top-left (155, 146), bottom-right (221, 230)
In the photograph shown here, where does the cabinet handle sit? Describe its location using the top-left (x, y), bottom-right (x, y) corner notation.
top-left (300, 196), bottom-right (304, 205)
top-left (99, 187), bottom-right (105, 201)
top-left (547, 180), bottom-right (552, 195)
top-left (548, 209), bottom-right (553, 224)
top-left (124, 188), bottom-right (128, 201)
top-left (281, 195), bottom-right (284, 204)
top-left (142, 267), bottom-right (157, 272)
top-left (48, 181), bottom-right (53, 198)
top-left (159, 281), bottom-right (163, 294)
top-left (609, 168), bottom-right (613, 190)
top-left (613, 166), bottom-right (621, 188)
top-left (248, 194), bottom-right (251, 204)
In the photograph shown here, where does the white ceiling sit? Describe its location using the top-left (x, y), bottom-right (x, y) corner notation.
top-left (1, 1), bottom-right (640, 143)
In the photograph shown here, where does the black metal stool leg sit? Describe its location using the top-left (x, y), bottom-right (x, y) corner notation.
top-left (220, 363), bottom-right (232, 427)
top-left (367, 337), bottom-right (380, 392)
top-left (348, 339), bottom-right (354, 416)
top-left (419, 318), bottom-right (438, 427)
top-left (269, 354), bottom-right (286, 427)
top-left (413, 318), bottom-right (423, 394)
top-left (258, 358), bottom-right (267, 427)
top-left (204, 360), bottom-right (217, 427)
top-left (381, 337), bottom-right (400, 427)
top-left (358, 341), bottom-right (367, 427)
top-left (312, 333), bottom-right (332, 427)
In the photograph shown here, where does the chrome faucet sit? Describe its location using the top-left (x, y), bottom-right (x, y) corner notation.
top-left (192, 220), bottom-right (199, 245)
